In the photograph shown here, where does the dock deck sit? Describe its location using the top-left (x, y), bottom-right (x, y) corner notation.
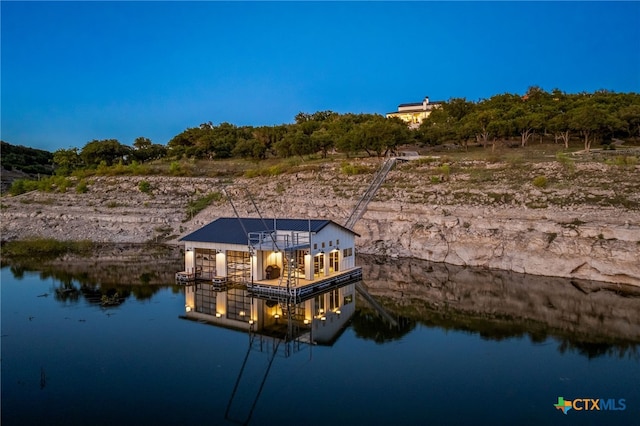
top-left (177, 267), bottom-right (362, 300)
top-left (247, 267), bottom-right (362, 301)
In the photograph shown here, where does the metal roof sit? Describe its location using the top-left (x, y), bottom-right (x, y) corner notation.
top-left (180, 217), bottom-right (358, 245)
top-left (397, 102), bottom-right (424, 107)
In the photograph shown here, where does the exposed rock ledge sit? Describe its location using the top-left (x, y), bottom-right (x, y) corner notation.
top-left (355, 204), bottom-right (640, 286)
top-left (1, 167), bottom-right (639, 286)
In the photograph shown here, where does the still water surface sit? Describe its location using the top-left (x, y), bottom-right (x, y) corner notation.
top-left (2, 254), bottom-right (639, 425)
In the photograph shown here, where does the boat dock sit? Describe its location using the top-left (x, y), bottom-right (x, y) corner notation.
top-left (247, 267), bottom-right (362, 301)
top-left (177, 267), bottom-right (363, 302)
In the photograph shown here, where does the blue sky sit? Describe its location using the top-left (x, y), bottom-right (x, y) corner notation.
top-left (2, 1), bottom-right (639, 152)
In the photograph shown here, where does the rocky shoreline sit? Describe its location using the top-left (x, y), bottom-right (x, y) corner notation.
top-left (1, 158), bottom-right (639, 285)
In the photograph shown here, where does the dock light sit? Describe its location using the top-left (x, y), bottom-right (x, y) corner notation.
top-left (185, 305), bottom-right (192, 312)
top-left (274, 314), bottom-right (280, 319)
top-left (320, 316), bottom-right (326, 321)
top-left (215, 312), bottom-right (221, 318)
top-left (249, 319), bottom-right (254, 325)
top-left (336, 310), bottom-right (341, 315)
top-left (303, 319), bottom-right (310, 325)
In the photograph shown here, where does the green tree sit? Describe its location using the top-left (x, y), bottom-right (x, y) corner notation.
top-left (274, 127), bottom-right (308, 158)
top-left (547, 90), bottom-right (575, 148)
top-left (619, 104), bottom-right (640, 141)
top-left (331, 114), bottom-right (365, 156)
top-left (418, 107), bottom-right (450, 146)
top-left (310, 128), bottom-right (334, 158)
top-left (570, 97), bottom-right (622, 152)
top-left (52, 147), bottom-right (82, 176)
top-left (133, 136), bottom-right (152, 150)
top-left (509, 104), bottom-right (545, 147)
top-left (295, 110), bottom-right (337, 124)
top-left (132, 137), bottom-right (167, 162)
top-left (447, 97), bottom-right (476, 149)
top-left (168, 122), bottom-right (242, 159)
top-left (480, 93), bottom-right (522, 146)
top-left (355, 115), bottom-right (409, 157)
top-left (447, 97), bottom-right (475, 123)
top-left (418, 98), bottom-right (475, 149)
top-left (462, 108), bottom-right (499, 147)
top-left (208, 122), bottom-right (240, 158)
top-left (290, 130), bottom-right (315, 159)
top-left (80, 139), bottom-right (131, 167)
top-left (251, 125), bottom-right (286, 159)
top-left (232, 138), bottom-right (265, 161)
top-left (167, 127), bottom-right (202, 158)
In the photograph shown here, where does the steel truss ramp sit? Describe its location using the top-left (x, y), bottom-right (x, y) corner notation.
top-left (344, 157), bottom-right (396, 230)
top-left (355, 281), bottom-right (398, 327)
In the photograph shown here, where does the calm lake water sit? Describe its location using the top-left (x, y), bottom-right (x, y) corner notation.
top-left (2, 251), bottom-right (639, 426)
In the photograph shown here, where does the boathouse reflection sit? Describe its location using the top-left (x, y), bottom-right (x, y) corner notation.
top-left (182, 280), bottom-right (360, 424)
top-left (183, 280), bottom-right (357, 346)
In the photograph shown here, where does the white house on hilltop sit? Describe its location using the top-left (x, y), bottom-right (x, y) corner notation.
top-left (386, 96), bottom-right (443, 128)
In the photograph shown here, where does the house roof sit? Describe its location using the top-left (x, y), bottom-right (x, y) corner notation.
top-left (396, 100), bottom-right (444, 108)
top-left (180, 217), bottom-right (358, 245)
top-left (398, 102), bottom-right (423, 108)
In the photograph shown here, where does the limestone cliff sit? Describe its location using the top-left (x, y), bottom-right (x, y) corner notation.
top-left (1, 158), bottom-right (639, 285)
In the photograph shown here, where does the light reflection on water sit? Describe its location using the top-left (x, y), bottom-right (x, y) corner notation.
top-left (1, 253), bottom-right (639, 425)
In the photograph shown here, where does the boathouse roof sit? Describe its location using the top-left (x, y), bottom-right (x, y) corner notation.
top-left (180, 217), bottom-right (358, 245)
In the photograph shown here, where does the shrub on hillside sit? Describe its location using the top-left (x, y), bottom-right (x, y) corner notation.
top-left (76, 179), bottom-right (89, 194)
top-left (555, 152), bottom-right (576, 172)
top-left (607, 156), bottom-right (638, 168)
top-left (9, 176), bottom-right (73, 195)
top-left (138, 180), bottom-right (152, 193)
top-left (186, 192), bottom-right (223, 219)
top-left (340, 162), bottom-right (371, 176)
top-left (532, 175), bottom-right (548, 188)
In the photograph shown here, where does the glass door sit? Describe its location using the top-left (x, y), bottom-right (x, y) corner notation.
top-left (329, 251), bottom-right (339, 273)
